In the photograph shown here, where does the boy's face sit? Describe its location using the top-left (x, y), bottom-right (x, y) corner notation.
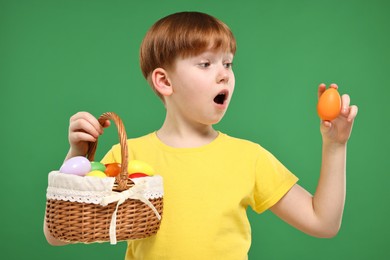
top-left (165, 50), bottom-right (235, 126)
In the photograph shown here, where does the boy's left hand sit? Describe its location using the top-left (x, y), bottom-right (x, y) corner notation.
top-left (318, 83), bottom-right (358, 145)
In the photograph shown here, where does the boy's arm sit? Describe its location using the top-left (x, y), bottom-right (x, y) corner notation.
top-left (44, 112), bottom-right (110, 245)
top-left (270, 143), bottom-right (346, 238)
top-left (270, 84), bottom-right (358, 238)
top-left (43, 217), bottom-right (69, 246)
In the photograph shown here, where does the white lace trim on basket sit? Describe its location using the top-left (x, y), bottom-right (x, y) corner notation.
top-left (46, 171), bottom-right (164, 244)
top-left (46, 171), bottom-right (163, 203)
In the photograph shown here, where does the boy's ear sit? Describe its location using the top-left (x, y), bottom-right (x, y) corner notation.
top-left (151, 68), bottom-right (173, 97)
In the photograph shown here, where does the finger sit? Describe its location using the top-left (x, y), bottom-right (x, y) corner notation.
top-left (70, 111), bottom-right (95, 122)
top-left (321, 120), bottom-right (332, 128)
top-left (340, 94), bottom-right (351, 116)
top-left (69, 131), bottom-right (98, 144)
top-left (69, 118), bottom-right (102, 139)
top-left (70, 112), bottom-right (104, 134)
top-left (102, 120), bottom-right (111, 128)
top-left (347, 105), bottom-right (358, 122)
top-left (329, 83), bottom-right (339, 90)
top-left (320, 120), bottom-right (332, 136)
top-left (318, 83), bottom-right (327, 99)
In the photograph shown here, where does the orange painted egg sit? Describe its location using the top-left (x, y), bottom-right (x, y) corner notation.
top-left (317, 88), bottom-right (341, 121)
top-left (105, 163), bottom-right (122, 177)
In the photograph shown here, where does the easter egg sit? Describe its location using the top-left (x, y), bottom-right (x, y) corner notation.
top-left (86, 170), bottom-right (107, 178)
top-left (91, 161), bottom-right (106, 172)
top-left (59, 156), bottom-right (91, 176)
top-left (317, 88), bottom-right (341, 121)
top-left (105, 163), bottom-right (122, 177)
top-left (128, 160), bottom-right (155, 176)
top-left (129, 172), bottom-right (149, 179)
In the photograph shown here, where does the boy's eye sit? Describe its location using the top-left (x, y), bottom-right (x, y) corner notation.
top-left (224, 62), bottom-right (233, 69)
top-left (199, 62), bottom-right (211, 68)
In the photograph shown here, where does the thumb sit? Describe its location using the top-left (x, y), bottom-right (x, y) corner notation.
top-left (320, 120), bottom-right (332, 134)
top-left (102, 120), bottom-right (111, 128)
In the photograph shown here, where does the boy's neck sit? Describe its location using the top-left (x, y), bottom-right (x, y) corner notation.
top-left (156, 118), bottom-right (218, 148)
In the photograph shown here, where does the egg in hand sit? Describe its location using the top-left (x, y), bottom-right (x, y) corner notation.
top-left (317, 87), bottom-right (341, 121)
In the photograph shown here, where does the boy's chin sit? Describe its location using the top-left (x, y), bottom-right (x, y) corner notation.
top-left (209, 114), bottom-right (227, 125)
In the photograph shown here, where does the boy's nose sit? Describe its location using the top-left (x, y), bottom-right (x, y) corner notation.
top-left (217, 69), bottom-right (229, 84)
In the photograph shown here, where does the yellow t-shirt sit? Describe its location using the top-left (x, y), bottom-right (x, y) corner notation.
top-left (101, 132), bottom-right (298, 260)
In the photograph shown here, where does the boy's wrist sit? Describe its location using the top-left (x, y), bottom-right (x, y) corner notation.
top-left (322, 140), bottom-right (347, 153)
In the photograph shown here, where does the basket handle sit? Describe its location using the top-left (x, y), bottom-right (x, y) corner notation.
top-left (86, 112), bottom-right (129, 191)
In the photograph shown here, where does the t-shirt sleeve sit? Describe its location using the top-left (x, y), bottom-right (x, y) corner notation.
top-left (251, 146), bottom-right (298, 214)
top-left (100, 139), bottom-right (137, 165)
top-left (100, 144), bottom-right (121, 164)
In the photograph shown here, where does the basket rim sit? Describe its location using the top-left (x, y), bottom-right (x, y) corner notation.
top-left (46, 171), bottom-right (164, 205)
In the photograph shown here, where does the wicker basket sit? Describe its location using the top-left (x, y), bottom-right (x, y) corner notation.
top-left (45, 112), bottom-right (163, 244)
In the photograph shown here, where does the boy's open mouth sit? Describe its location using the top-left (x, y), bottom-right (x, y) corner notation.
top-left (213, 90), bottom-right (228, 105)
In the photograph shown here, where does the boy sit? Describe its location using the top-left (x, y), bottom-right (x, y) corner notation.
top-left (44, 11), bottom-right (358, 259)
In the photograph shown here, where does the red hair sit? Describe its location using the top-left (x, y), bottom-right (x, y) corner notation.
top-left (139, 12), bottom-right (236, 97)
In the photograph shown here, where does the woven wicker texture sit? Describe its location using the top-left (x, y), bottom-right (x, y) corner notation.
top-left (45, 112), bottom-right (163, 243)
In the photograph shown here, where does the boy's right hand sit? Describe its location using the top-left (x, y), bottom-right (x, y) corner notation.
top-left (66, 112), bottom-right (110, 159)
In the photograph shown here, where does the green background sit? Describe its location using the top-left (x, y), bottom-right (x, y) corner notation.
top-left (1, 0), bottom-right (388, 259)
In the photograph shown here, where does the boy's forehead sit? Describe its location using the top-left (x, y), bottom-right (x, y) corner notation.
top-left (197, 50), bottom-right (234, 58)
top-left (185, 48), bottom-right (234, 59)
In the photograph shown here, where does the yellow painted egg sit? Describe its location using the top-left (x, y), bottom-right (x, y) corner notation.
top-left (86, 170), bottom-right (107, 178)
top-left (128, 160), bottom-right (155, 176)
